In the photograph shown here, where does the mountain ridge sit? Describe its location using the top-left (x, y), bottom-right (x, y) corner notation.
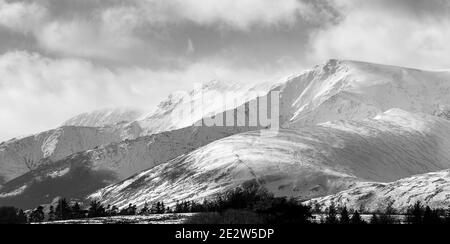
top-left (0, 125), bottom-right (140, 185)
top-left (90, 109), bottom-right (450, 209)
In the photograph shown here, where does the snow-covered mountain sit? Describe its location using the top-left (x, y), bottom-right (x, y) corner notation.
top-left (134, 59), bottom-right (450, 137)
top-left (90, 109), bottom-right (450, 209)
top-left (0, 125), bottom-right (139, 186)
top-left (307, 170), bottom-right (450, 213)
top-left (63, 108), bottom-right (144, 127)
top-left (2, 59), bottom-right (450, 210)
top-left (0, 125), bottom-right (257, 209)
top-left (275, 60), bottom-right (450, 129)
top-left (136, 80), bottom-right (275, 136)
top-left (59, 60), bottom-right (450, 137)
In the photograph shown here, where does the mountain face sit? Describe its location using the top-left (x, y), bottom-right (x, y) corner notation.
top-left (0, 125), bottom-right (257, 209)
top-left (90, 109), bottom-right (450, 209)
top-left (0, 125), bottom-right (138, 186)
top-left (63, 108), bottom-right (143, 127)
top-left (137, 80), bottom-right (275, 136)
top-left (307, 170), bottom-right (450, 212)
top-left (274, 60), bottom-right (450, 129)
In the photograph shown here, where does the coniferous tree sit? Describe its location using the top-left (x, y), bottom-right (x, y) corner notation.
top-left (445, 208), bottom-right (450, 224)
top-left (174, 201), bottom-right (182, 213)
top-left (191, 201), bottom-right (205, 213)
top-left (140, 202), bottom-right (149, 215)
top-left (107, 205), bottom-right (118, 216)
top-left (120, 203), bottom-right (137, 216)
top-left (55, 198), bottom-right (71, 220)
top-left (48, 206), bottom-right (56, 221)
top-left (30, 206), bottom-right (45, 223)
top-left (88, 201), bottom-right (106, 218)
top-left (370, 213), bottom-right (379, 224)
top-left (314, 202), bottom-right (322, 214)
top-left (183, 201), bottom-right (190, 213)
top-left (17, 209), bottom-right (27, 224)
top-left (156, 202), bottom-right (162, 214)
top-left (406, 201), bottom-right (424, 224)
top-left (160, 202), bottom-right (166, 214)
top-left (325, 203), bottom-right (338, 224)
top-left (379, 202), bottom-right (397, 224)
top-left (70, 202), bottom-right (84, 219)
top-left (129, 204), bottom-right (137, 215)
top-left (340, 206), bottom-right (350, 224)
top-left (350, 210), bottom-right (365, 224)
top-left (423, 206), bottom-right (441, 224)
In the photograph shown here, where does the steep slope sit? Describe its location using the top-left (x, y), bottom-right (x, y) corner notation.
top-left (63, 108), bottom-right (143, 127)
top-left (0, 125), bottom-right (257, 209)
top-left (0, 125), bottom-right (139, 185)
top-left (4, 59), bottom-right (447, 185)
top-left (90, 109), bottom-right (450, 209)
top-left (276, 59), bottom-right (450, 129)
top-left (137, 80), bottom-right (276, 136)
top-left (0, 79), bottom-right (269, 187)
top-left (307, 170), bottom-right (450, 212)
top-left (136, 60), bottom-right (450, 137)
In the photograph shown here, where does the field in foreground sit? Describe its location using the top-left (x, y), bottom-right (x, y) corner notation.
top-left (37, 213), bottom-right (195, 224)
top-left (35, 213), bottom-right (409, 225)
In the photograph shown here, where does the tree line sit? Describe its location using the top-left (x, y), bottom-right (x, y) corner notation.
top-left (2, 184), bottom-right (450, 224)
top-left (312, 201), bottom-right (450, 225)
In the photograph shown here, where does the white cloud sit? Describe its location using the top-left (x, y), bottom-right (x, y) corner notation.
top-left (0, 1), bottom-right (149, 60)
top-left (0, 0), bottom-right (316, 60)
top-left (36, 19), bottom-right (144, 60)
top-left (161, 0), bottom-right (308, 30)
top-left (309, 1), bottom-right (450, 69)
top-left (0, 0), bottom-right (47, 33)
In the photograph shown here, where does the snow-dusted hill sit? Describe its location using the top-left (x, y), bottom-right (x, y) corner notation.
top-left (90, 109), bottom-right (450, 209)
top-left (63, 108), bottom-right (143, 127)
top-left (0, 125), bottom-right (138, 185)
top-left (307, 170), bottom-right (450, 213)
top-left (0, 125), bottom-right (257, 209)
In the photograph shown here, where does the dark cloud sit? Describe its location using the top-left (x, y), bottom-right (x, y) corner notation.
top-left (367, 0), bottom-right (450, 18)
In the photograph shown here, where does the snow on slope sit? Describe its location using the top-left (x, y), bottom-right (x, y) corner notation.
top-left (2, 59), bottom-right (450, 208)
top-left (90, 109), bottom-right (450, 209)
top-left (137, 80), bottom-right (276, 136)
top-left (0, 125), bottom-right (139, 185)
top-left (0, 125), bottom-right (257, 209)
top-left (276, 60), bottom-right (450, 129)
top-left (135, 59), bottom-right (450, 136)
top-left (63, 108), bottom-right (143, 127)
top-left (307, 170), bottom-right (450, 213)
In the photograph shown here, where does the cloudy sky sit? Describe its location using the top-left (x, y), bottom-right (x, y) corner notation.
top-left (0, 0), bottom-right (449, 141)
